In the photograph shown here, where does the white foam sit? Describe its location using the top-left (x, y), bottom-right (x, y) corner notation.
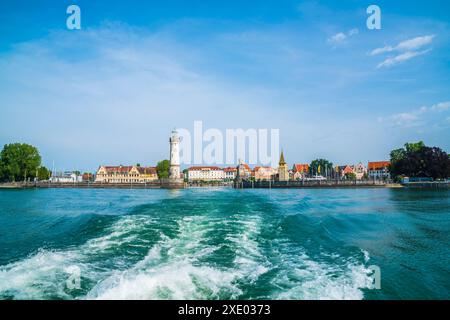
top-left (0, 210), bottom-right (373, 300)
top-left (0, 214), bottom-right (156, 299)
top-left (269, 244), bottom-right (374, 300)
top-left (87, 260), bottom-right (241, 300)
top-left (0, 249), bottom-right (80, 299)
top-left (86, 214), bottom-right (270, 300)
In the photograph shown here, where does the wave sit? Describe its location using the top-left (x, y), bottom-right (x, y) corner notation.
top-left (0, 214), bottom-right (157, 299)
top-left (0, 198), bottom-right (375, 300)
top-left (86, 214), bottom-right (269, 299)
top-left (266, 234), bottom-right (374, 300)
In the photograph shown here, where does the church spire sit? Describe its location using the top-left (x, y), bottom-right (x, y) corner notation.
top-left (279, 150), bottom-right (286, 166)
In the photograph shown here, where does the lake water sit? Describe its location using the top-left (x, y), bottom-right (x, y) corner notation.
top-left (0, 188), bottom-right (448, 300)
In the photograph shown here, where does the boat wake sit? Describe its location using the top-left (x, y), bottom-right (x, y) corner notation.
top-left (0, 201), bottom-right (374, 300)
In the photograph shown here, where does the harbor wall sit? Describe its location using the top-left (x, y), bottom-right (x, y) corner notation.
top-left (234, 180), bottom-right (398, 189)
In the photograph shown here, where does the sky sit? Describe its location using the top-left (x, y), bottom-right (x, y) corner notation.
top-left (0, 0), bottom-right (449, 172)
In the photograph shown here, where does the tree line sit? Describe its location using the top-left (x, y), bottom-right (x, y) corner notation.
top-left (389, 141), bottom-right (450, 180)
top-left (0, 143), bottom-right (51, 182)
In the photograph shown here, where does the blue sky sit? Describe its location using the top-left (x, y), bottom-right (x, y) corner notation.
top-left (0, 0), bottom-right (449, 172)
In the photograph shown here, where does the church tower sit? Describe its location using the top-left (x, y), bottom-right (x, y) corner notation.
top-left (169, 129), bottom-right (181, 181)
top-left (278, 150), bottom-right (289, 181)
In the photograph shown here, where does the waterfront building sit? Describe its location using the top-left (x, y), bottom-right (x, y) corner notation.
top-left (292, 164), bottom-right (310, 180)
top-left (95, 165), bottom-right (158, 183)
top-left (278, 151), bottom-right (289, 181)
top-left (253, 166), bottom-right (277, 180)
top-left (368, 161), bottom-right (391, 180)
top-left (336, 165), bottom-right (354, 179)
top-left (187, 166), bottom-right (225, 181)
top-left (236, 160), bottom-right (252, 179)
top-left (353, 162), bottom-right (368, 180)
top-left (51, 171), bottom-right (82, 183)
top-left (82, 173), bottom-right (94, 182)
top-left (223, 167), bottom-right (237, 181)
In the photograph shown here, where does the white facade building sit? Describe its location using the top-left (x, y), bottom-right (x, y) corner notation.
top-left (187, 167), bottom-right (225, 181)
top-left (223, 167), bottom-right (237, 181)
top-left (368, 161), bottom-right (391, 180)
top-left (51, 172), bottom-right (82, 183)
top-left (353, 162), bottom-right (368, 180)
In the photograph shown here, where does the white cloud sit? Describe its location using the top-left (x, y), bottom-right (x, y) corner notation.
top-left (348, 28), bottom-right (359, 36)
top-left (396, 35), bottom-right (435, 51)
top-left (390, 112), bottom-right (419, 126)
top-left (380, 101), bottom-right (450, 127)
top-left (431, 101), bottom-right (450, 111)
top-left (370, 45), bottom-right (394, 56)
top-left (377, 49), bottom-right (431, 68)
top-left (0, 26), bottom-right (288, 170)
top-left (370, 35), bottom-right (435, 56)
top-left (327, 28), bottom-right (359, 45)
top-left (327, 32), bottom-right (346, 44)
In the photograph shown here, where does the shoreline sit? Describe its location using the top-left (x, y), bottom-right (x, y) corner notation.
top-left (0, 181), bottom-right (402, 190)
top-left (1, 181), bottom-right (448, 190)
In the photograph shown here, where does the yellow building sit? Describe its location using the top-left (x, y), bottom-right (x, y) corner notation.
top-left (278, 151), bottom-right (289, 181)
top-left (95, 165), bottom-right (158, 183)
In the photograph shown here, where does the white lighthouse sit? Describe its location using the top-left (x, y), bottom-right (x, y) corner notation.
top-left (169, 129), bottom-right (181, 181)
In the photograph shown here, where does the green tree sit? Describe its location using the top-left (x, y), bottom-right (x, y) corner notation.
top-left (390, 148), bottom-right (406, 163)
top-left (405, 141), bottom-right (425, 153)
top-left (390, 142), bottom-right (450, 180)
top-left (182, 169), bottom-right (188, 182)
top-left (0, 143), bottom-right (42, 182)
top-left (156, 160), bottom-right (170, 179)
top-left (309, 159), bottom-right (333, 177)
top-left (37, 166), bottom-right (51, 181)
top-left (345, 172), bottom-right (357, 180)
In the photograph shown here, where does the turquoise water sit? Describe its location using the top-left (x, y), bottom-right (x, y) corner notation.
top-left (0, 188), bottom-right (448, 300)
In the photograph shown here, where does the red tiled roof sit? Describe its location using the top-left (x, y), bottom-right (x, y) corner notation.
top-left (293, 164), bottom-right (309, 173)
top-left (342, 166), bottom-right (354, 174)
top-left (368, 161), bottom-right (390, 170)
top-left (82, 173), bottom-right (93, 180)
top-left (101, 165), bottom-right (157, 174)
top-left (336, 165), bottom-right (354, 174)
top-left (137, 167), bottom-right (157, 175)
top-left (104, 166), bottom-right (133, 173)
top-left (223, 167), bottom-right (237, 172)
